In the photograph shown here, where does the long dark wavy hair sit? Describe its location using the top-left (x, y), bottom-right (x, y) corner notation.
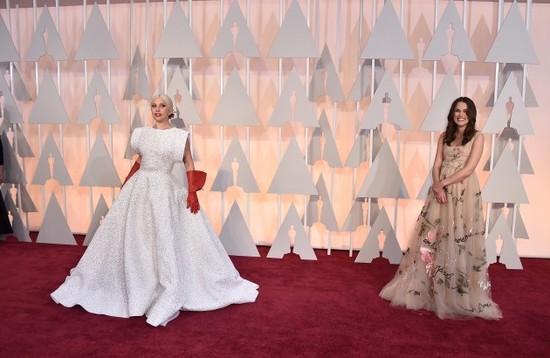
top-left (442, 96), bottom-right (478, 146)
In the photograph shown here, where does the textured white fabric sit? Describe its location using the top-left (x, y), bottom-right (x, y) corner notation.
top-left (51, 127), bottom-right (259, 327)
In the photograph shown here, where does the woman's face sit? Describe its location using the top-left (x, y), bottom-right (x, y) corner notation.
top-left (150, 97), bottom-right (171, 124)
top-left (452, 101), bottom-right (469, 129)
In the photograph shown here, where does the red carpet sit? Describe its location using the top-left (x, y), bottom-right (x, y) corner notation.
top-left (1, 237), bottom-right (549, 357)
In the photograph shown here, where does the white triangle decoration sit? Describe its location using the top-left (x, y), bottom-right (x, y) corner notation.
top-left (74, 3), bottom-right (118, 60)
top-left (211, 69), bottom-right (260, 126)
top-left (268, 67), bottom-right (319, 128)
top-left (0, 15), bottom-right (19, 62)
top-left (166, 69), bottom-right (202, 125)
top-left (267, 204), bottom-right (316, 260)
top-left (357, 141), bottom-right (409, 199)
top-left (26, 6), bottom-right (67, 61)
top-left (485, 1), bottom-right (538, 64)
top-left (31, 133), bottom-right (72, 185)
top-left (359, 70), bottom-right (412, 130)
top-left (210, 0), bottom-right (260, 58)
top-left (482, 147), bottom-right (528, 204)
top-left (268, 0), bottom-right (319, 58)
top-left (0, 74), bottom-right (22, 124)
top-left (420, 72), bottom-right (460, 132)
top-left (29, 71), bottom-right (69, 124)
top-left (211, 137), bottom-right (259, 193)
top-left (36, 194), bottom-right (76, 245)
top-left (83, 195), bottom-right (110, 246)
top-left (153, 0), bottom-right (202, 58)
top-left (4, 192), bottom-right (31, 242)
top-left (80, 135), bottom-right (122, 187)
top-left (77, 69), bottom-right (120, 124)
top-left (360, 0), bottom-right (413, 60)
top-left (423, 0), bottom-right (476, 61)
top-left (268, 137), bottom-right (318, 195)
top-left (219, 202), bottom-right (260, 257)
top-left (483, 74), bottom-right (533, 135)
top-left (486, 212), bottom-right (522, 269)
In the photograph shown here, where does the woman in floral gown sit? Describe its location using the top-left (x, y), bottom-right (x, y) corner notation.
top-left (51, 94), bottom-right (258, 327)
top-left (380, 97), bottom-right (501, 319)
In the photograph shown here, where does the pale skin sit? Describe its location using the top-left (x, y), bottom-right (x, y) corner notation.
top-left (135, 97), bottom-right (195, 172)
top-left (431, 101), bottom-right (484, 204)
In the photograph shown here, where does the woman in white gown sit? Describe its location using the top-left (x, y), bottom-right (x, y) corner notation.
top-left (51, 94), bottom-right (259, 327)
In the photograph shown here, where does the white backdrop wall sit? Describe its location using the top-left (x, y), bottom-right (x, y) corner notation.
top-left (1, 0), bottom-right (549, 258)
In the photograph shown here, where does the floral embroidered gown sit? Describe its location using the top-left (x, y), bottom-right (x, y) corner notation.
top-left (51, 127), bottom-right (259, 327)
top-left (379, 132), bottom-right (501, 319)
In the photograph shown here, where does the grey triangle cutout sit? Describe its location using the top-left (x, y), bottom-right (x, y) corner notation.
top-left (3, 192), bottom-right (30, 242)
top-left (268, 0), bottom-right (319, 58)
top-left (344, 127), bottom-right (383, 168)
top-left (219, 201), bottom-right (260, 257)
top-left (31, 133), bottom-right (72, 185)
top-left (420, 72), bottom-right (460, 132)
top-left (13, 125), bottom-right (34, 157)
top-left (0, 65), bottom-right (31, 101)
top-left (360, 70), bottom-right (412, 130)
top-left (0, 70), bottom-right (22, 124)
top-left (482, 146), bottom-right (528, 204)
top-left (307, 111), bottom-right (342, 167)
top-left (355, 207), bottom-right (402, 264)
top-left (308, 45), bottom-right (345, 102)
top-left (80, 135), bottom-right (122, 187)
top-left (483, 133), bottom-right (534, 175)
top-left (211, 69), bottom-right (260, 126)
top-left (15, 183), bottom-right (38, 213)
top-left (342, 198), bottom-right (381, 232)
top-left (211, 136), bottom-right (259, 193)
top-left (507, 207), bottom-right (529, 239)
top-left (1, 134), bottom-right (26, 184)
top-left (268, 137), bottom-right (318, 195)
top-left (0, 15), bottom-right (19, 62)
top-left (486, 212), bottom-right (522, 269)
top-left (123, 47), bottom-right (152, 100)
top-left (124, 110), bottom-right (143, 159)
top-left (158, 60), bottom-right (201, 101)
top-left (25, 6), bottom-right (67, 61)
top-left (347, 59), bottom-right (384, 101)
top-left (36, 194), bottom-right (76, 245)
top-left (486, 64), bottom-right (538, 108)
top-left (78, 69), bottom-right (120, 124)
top-left (360, 1), bottom-right (413, 60)
top-left (483, 74), bottom-right (533, 135)
top-left (423, 0), bottom-right (476, 62)
top-left (357, 140), bottom-right (409, 199)
top-left (485, 1), bottom-right (537, 64)
top-left (153, 0), bottom-right (202, 58)
top-left (268, 67), bottom-right (319, 128)
top-left (416, 167), bottom-right (433, 200)
top-left (83, 194), bottom-right (110, 246)
top-left (166, 69), bottom-right (202, 125)
top-left (29, 71), bottom-right (69, 124)
top-left (74, 3), bottom-right (118, 60)
top-left (210, 0), bottom-right (260, 58)
top-left (344, 129), bottom-right (369, 168)
top-left (305, 174), bottom-right (339, 231)
top-left (267, 203), bottom-right (317, 260)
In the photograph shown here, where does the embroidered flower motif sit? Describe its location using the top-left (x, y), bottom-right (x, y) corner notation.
top-left (426, 229), bottom-right (436, 243)
top-left (420, 247), bottom-right (435, 278)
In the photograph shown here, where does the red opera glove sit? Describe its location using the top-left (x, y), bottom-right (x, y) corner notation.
top-left (186, 170), bottom-right (207, 214)
top-left (121, 162), bottom-right (140, 188)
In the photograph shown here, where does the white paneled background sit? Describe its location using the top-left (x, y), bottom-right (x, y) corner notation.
top-left (1, 0), bottom-right (549, 262)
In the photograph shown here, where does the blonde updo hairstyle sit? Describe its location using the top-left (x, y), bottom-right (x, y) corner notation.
top-left (152, 93), bottom-right (175, 119)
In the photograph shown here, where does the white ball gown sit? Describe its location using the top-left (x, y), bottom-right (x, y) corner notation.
top-left (51, 126), bottom-right (259, 327)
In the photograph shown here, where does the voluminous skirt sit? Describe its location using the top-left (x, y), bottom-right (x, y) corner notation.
top-left (51, 168), bottom-right (259, 327)
top-left (380, 154), bottom-right (501, 319)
